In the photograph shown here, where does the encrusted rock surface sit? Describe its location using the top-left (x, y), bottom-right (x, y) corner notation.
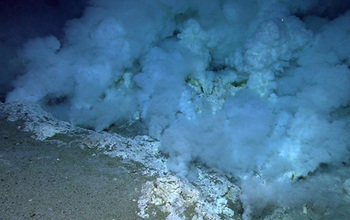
top-left (0, 102), bottom-right (241, 219)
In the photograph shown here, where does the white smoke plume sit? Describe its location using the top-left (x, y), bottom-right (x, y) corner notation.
top-left (5, 0), bottom-right (350, 218)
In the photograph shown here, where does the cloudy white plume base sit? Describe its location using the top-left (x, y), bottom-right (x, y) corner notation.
top-left (0, 102), bottom-right (242, 219)
top-left (5, 0), bottom-right (350, 218)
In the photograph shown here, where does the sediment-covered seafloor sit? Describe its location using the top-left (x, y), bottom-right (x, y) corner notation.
top-left (1, 102), bottom-right (345, 220)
